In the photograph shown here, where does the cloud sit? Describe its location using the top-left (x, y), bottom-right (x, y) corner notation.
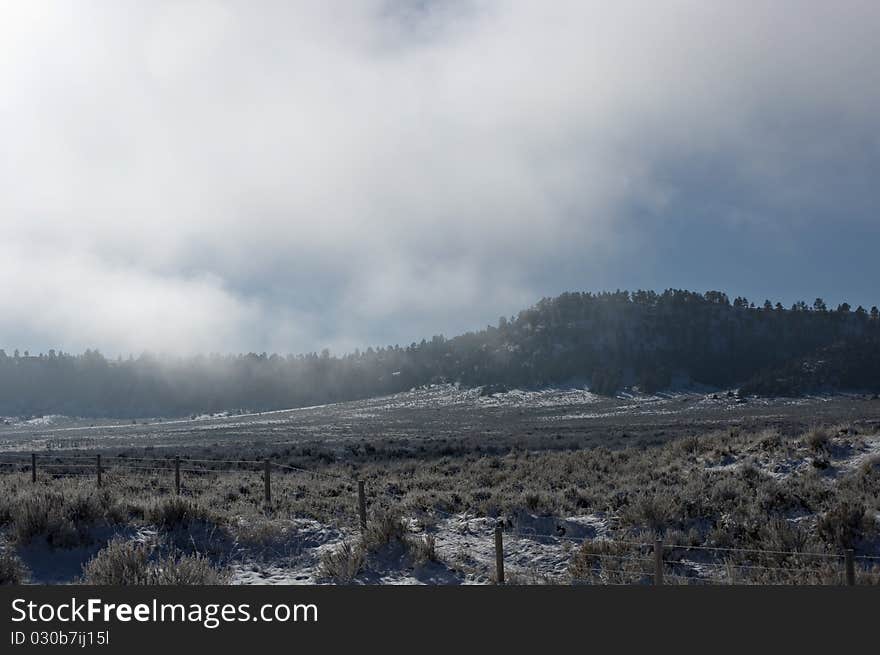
top-left (2, 1), bottom-right (879, 355)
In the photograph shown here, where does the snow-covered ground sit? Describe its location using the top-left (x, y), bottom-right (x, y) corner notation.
top-left (226, 432), bottom-right (880, 585)
top-left (0, 384), bottom-right (872, 440)
top-left (1, 383), bottom-right (876, 457)
top-left (225, 511), bottom-right (616, 585)
top-left (695, 430), bottom-right (880, 482)
top-left (3, 426), bottom-right (878, 585)
top-left (6, 414), bottom-right (67, 428)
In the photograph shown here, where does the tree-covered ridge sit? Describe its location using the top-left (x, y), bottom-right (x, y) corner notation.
top-left (2, 289), bottom-right (879, 418)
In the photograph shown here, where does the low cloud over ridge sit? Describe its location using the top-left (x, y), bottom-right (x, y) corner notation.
top-left (2, 1), bottom-right (879, 355)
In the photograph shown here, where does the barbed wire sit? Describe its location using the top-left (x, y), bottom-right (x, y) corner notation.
top-left (662, 542), bottom-right (845, 559)
top-left (341, 483), bottom-right (486, 517)
top-left (183, 458), bottom-right (267, 465)
top-left (566, 552), bottom-right (653, 564)
top-left (578, 537), bottom-right (655, 548)
top-left (102, 456), bottom-right (175, 463)
top-left (853, 554), bottom-right (880, 561)
top-left (661, 559), bottom-right (831, 575)
top-left (664, 573), bottom-right (724, 585)
top-left (509, 527), bottom-right (628, 545)
top-left (28, 458), bottom-right (99, 464)
top-left (36, 472), bottom-right (90, 479)
top-left (571, 569), bottom-right (650, 584)
top-left (271, 462), bottom-right (351, 482)
top-left (22, 458), bottom-right (362, 483)
top-left (0, 453), bottom-right (94, 460)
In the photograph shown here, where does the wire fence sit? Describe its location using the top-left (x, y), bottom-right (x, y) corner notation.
top-left (1, 451), bottom-right (878, 585)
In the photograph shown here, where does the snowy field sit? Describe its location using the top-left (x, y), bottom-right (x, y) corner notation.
top-left (2, 384), bottom-right (877, 456)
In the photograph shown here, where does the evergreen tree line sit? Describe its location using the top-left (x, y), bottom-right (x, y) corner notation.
top-left (2, 289), bottom-right (878, 418)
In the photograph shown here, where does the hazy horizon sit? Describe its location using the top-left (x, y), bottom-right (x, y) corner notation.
top-left (2, 285), bottom-right (878, 360)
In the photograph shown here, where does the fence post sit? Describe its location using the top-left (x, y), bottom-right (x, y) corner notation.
top-left (654, 538), bottom-right (664, 586)
top-left (96, 454), bottom-right (102, 488)
top-left (845, 549), bottom-right (855, 586)
top-left (357, 480), bottom-right (367, 532)
top-left (31, 453), bottom-right (36, 483)
top-left (264, 459), bottom-right (271, 503)
top-left (175, 456), bottom-right (181, 495)
top-left (495, 524), bottom-right (505, 585)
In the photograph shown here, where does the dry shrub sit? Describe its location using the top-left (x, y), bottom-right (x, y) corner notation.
top-left (319, 541), bottom-right (364, 584)
top-left (756, 519), bottom-right (812, 557)
top-left (522, 491), bottom-right (559, 514)
top-left (146, 497), bottom-right (214, 530)
top-left (149, 552), bottom-right (227, 585)
top-left (804, 428), bottom-right (831, 452)
top-left (817, 502), bottom-right (869, 549)
top-left (569, 539), bottom-right (651, 584)
top-left (0, 549), bottom-right (27, 585)
top-left (672, 435), bottom-right (703, 458)
top-left (405, 534), bottom-right (437, 565)
top-left (81, 539), bottom-right (152, 585)
top-left (12, 491), bottom-right (81, 548)
top-left (362, 510), bottom-right (406, 553)
top-left (7, 487), bottom-right (126, 549)
top-left (81, 538), bottom-right (226, 585)
top-left (621, 493), bottom-right (677, 533)
top-left (232, 520), bottom-right (290, 550)
top-left (858, 455), bottom-right (880, 478)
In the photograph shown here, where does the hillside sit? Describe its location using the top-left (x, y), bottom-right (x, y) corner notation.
top-left (741, 335), bottom-right (880, 397)
top-left (1, 289), bottom-right (879, 417)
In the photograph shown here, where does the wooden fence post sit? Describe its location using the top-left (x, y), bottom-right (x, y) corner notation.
top-left (357, 480), bottom-right (367, 532)
top-left (31, 453), bottom-right (36, 483)
top-left (654, 538), bottom-right (664, 586)
top-left (96, 454), bottom-right (102, 488)
top-left (264, 459), bottom-right (271, 503)
top-left (175, 456), bottom-right (181, 495)
top-left (495, 524), bottom-right (505, 585)
top-left (845, 549), bottom-right (855, 586)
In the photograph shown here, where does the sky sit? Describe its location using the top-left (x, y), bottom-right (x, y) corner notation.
top-left (2, 1), bottom-right (879, 356)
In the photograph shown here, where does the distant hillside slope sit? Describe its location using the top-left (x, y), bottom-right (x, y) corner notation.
top-left (1, 289), bottom-right (878, 417)
top-left (740, 335), bottom-right (880, 397)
